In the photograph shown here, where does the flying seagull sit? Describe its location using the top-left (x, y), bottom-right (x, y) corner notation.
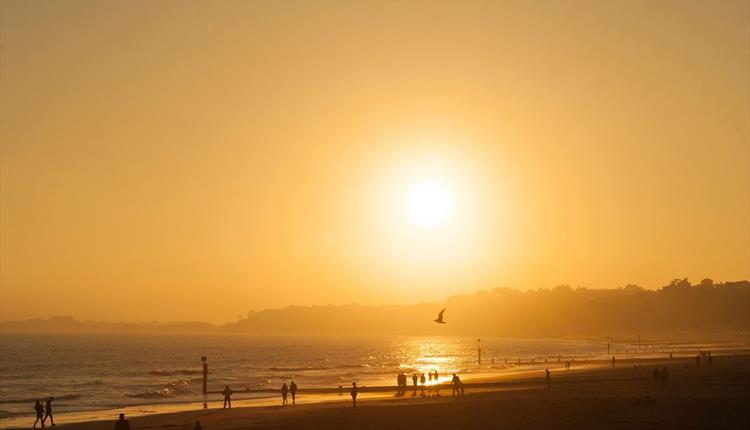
top-left (434, 308), bottom-right (447, 324)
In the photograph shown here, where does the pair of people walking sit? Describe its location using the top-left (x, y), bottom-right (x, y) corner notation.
top-left (280, 381), bottom-right (297, 405)
top-left (653, 366), bottom-right (669, 388)
top-left (32, 398), bottom-right (54, 428)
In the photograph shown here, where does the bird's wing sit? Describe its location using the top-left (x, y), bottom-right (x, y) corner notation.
top-left (438, 308), bottom-right (445, 319)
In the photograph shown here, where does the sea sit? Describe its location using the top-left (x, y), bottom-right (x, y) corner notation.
top-left (0, 333), bottom-right (744, 424)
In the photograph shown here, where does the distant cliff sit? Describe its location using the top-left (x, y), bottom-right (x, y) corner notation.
top-left (3, 279), bottom-right (748, 337)
top-left (224, 279), bottom-right (750, 337)
top-left (0, 315), bottom-right (219, 334)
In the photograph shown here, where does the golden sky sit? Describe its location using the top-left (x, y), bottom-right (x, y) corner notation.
top-left (1, 0), bottom-right (748, 323)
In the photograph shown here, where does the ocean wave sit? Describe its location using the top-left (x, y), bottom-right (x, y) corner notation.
top-left (269, 366), bottom-right (329, 372)
top-left (71, 380), bottom-right (105, 388)
top-left (0, 394), bottom-right (81, 405)
top-left (269, 363), bottom-right (370, 372)
top-left (126, 380), bottom-right (192, 399)
top-left (147, 369), bottom-right (209, 376)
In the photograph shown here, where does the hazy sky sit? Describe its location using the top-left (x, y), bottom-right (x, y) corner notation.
top-left (1, 0), bottom-right (748, 323)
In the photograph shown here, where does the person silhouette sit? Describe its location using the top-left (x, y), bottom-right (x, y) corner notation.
top-left (412, 373), bottom-right (418, 388)
top-left (696, 354), bottom-right (701, 368)
top-left (350, 382), bottom-right (358, 407)
top-left (193, 421), bottom-right (202, 430)
top-left (434, 370), bottom-right (439, 382)
top-left (114, 414), bottom-right (130, 430)
top-left (420, 373), bottom-right (426, 388)
top-left (33, 400), bottom-right (44, 428)
top-left (281, 383), bottom-right (289, 405)
top-left (43, 397), bottom-right (54, 427)
top-left (222, 385), bottom-right (233, 409)
top-left (545, 369), bottom-right (551, 388)
top-left (611, 356), bottom-right (616, 368)
top-left (708, 352), bottom-right (713, 368)
top-left (290, 381), bottom-right (298, 404)
top-left (451, 374), bottom-right (461, 396)
top-left (661, 366), bottom-right (669, 387)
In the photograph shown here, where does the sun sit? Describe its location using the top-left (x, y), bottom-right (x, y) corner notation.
top-left (406, 181), bottom-right (454, 228)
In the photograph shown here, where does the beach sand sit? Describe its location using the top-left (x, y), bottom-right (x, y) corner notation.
top-left (10, 355), bottom-right (750, 430)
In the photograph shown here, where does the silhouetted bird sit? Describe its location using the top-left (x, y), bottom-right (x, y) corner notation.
top-left (434, 308), bottom-right (447, 324)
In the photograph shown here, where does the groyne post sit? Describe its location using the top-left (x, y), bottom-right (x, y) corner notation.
top-left (201, 356), bottom-right (208, 409)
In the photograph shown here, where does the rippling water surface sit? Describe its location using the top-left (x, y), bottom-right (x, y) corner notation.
top-left (0, 333), bottom-right (727, 419)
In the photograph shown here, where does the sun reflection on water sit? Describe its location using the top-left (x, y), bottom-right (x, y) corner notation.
top-left (396, 337), bottom-right (467, 379)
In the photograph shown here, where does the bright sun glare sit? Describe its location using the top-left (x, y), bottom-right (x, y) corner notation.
top-left (407, 182), bottom-right (454, 228)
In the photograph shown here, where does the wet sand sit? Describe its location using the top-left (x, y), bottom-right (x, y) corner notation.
top-left (10, 355), bottom-right (750, 430)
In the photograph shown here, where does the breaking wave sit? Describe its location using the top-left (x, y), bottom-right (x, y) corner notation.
top-left (148, 369), bottom-right (209, 376)
top-left (269, 364), bottom-right (370, 372)
top-left (126, 380), bottom-right (193, 399)
top-left (0, 394), bottom-right (81, 405)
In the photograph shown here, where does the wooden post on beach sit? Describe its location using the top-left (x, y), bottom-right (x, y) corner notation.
top-left (202, 356), bottom-right (208, 409)
top-left (202, 356), bottom-right (208, 394)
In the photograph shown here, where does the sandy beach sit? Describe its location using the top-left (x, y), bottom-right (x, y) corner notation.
top-left (9, 354), bottom-right (748, 430)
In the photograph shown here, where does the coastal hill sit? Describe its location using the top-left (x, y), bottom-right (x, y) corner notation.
top-left (2, 279), bottom-right (748, 337)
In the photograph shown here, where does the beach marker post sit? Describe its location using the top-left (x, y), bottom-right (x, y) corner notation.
top-left (477, 338), bottom-right (482, 366)
top-left (201, 356), bottom-right (208, 409)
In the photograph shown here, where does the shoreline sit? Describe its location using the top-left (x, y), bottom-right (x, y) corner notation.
top-left (4, 353), bottom-right (749, 429)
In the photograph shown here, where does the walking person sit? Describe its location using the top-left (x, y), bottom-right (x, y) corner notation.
top-left (350, 382), bottom-right (358, 407)
top-left (114, 414), bottom-right (130, 430)
top-left (222, 385), bottom-right (233, 409)
top-left (653, 367), bottom-right (661, 387)
top-left (412, 373), bottom-right (418, 388)
top-left (193, 421), bottom-right (202, 430)
top-left (290, 381), bottom-right (298, 404)
top-left (43, 397), bottom-right (55, 427)
top-left (33, 400), bottom-right (45, 428)
top-left (545, 369), bottom-right (551, 389)
top-left (281, 383), bottom-right (289, 405)
top-left (451, 374), bottom-right (461, 396)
